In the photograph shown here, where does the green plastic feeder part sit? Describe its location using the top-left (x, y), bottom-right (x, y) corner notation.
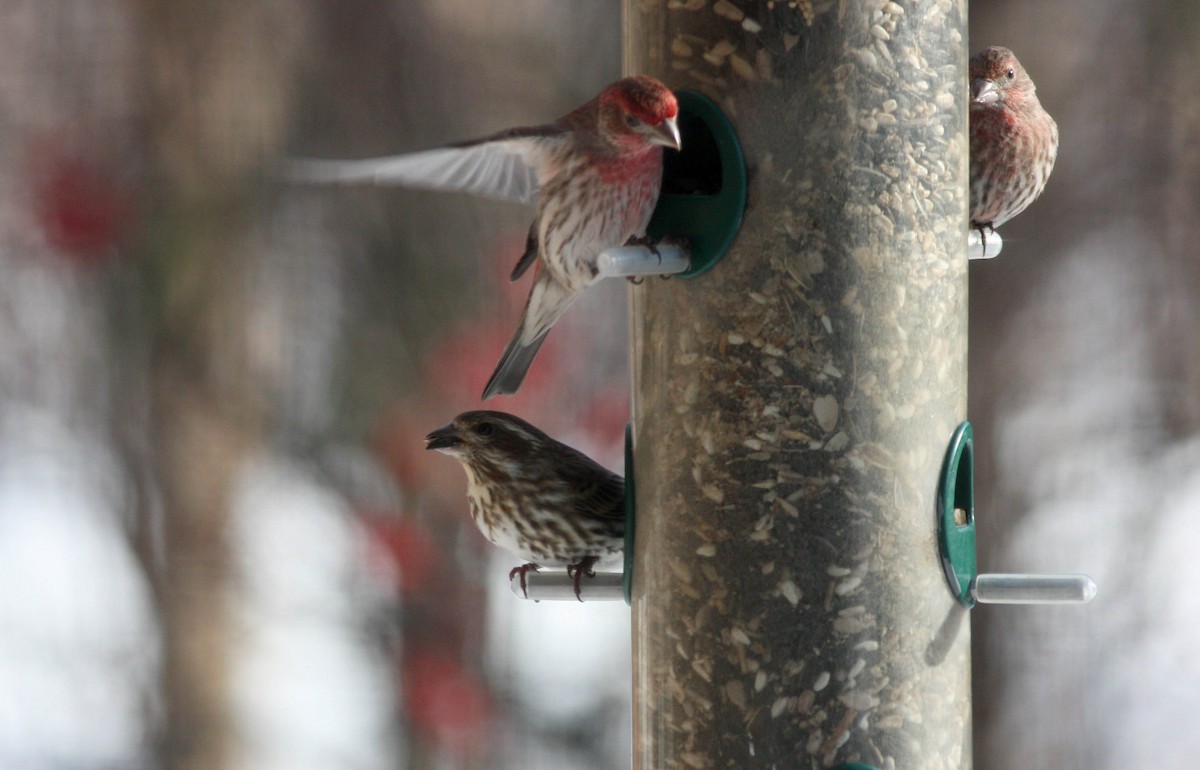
top-left (937, 421), bottom-right (977, 607)
top-left (646, 90), bottom-right (747, 278)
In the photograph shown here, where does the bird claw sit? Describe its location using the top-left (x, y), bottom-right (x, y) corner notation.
top-left (509, 563), bottom-right (540, 598)
top-left (625, 233), bottom-right (661, 261)
top-left (565, 556), bottom-right (599, 602)
top-left (973, 223), bottom-right (995, 255)
top-left (657, 233), bottom-right (690, 253)
top-left (622, 236), bottom-right (659, 283)
top-left (625, 233), bottom-right (690, 281)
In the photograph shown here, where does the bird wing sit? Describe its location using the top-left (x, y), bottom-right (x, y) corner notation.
top-left (282, 125), bottom-right (567, 206)
top-left (557, 449), bottom-right (625, 527)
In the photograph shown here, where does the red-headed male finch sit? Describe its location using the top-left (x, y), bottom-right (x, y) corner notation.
top-left (288, 76), bottom-right (680, 400)
top-left (969, 46), bottom-right (1058, 242)
top-left (424, 410), bottom-right (624, 601)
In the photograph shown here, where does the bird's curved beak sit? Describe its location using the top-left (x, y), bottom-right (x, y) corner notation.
top-left (650, 116), bottom-right (682, 151)
top-left (972, 78), bottom-right (999, 105)
top-left (424, 424), bottom-right (461, 452)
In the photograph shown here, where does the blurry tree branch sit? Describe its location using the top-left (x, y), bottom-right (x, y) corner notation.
top-left (118, 1), bottom-right (312, 768)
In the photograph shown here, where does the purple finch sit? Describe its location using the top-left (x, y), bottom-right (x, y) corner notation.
top-left (289, 76), bottom-right (680, 399)
top-left (424, 410), bottom-right (624, 601)
top-left (969, 46), bottom-right (1058, 241)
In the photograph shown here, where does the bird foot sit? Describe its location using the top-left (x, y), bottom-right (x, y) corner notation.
top-left (509, 563), bottom-right (541, 598)
top-left (973, 223), bottom-right (995, 255)
top-left (623, 233), bottom-right (691, 282)
top-left (625, 233), bottom-right (661, 261)
top-left (624, 234), bottom-right (658, 284)
top-left (657, 235), bottom-right (690, 280)
top-left (565, 556), bottom-right (599, 602)
top-left (655, 233), bottom-right (690, 252)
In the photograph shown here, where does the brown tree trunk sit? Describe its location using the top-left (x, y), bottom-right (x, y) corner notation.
top-left (127, 2), bottom-right (309, 767)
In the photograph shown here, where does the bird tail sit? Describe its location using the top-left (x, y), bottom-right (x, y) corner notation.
top-left (482, 331), bottom-right (550, 400)
top-left (482, 270), bottom-right (577, 400)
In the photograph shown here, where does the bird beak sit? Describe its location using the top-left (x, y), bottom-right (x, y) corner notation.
top-left (424, 424), bottom-right (461, 452)
top-left (650, 116), bottom-right (682, 151)
top-left (972, 78), bottom-right (999, 105)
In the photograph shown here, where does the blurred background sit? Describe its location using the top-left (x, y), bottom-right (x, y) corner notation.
top-left (0, 1), bottom-right (1196, 769)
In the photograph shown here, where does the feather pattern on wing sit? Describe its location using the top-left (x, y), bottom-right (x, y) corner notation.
top-left (557, 455), bottom-right (625, 532)
top-left (283, 125), bottom-right (568, 205)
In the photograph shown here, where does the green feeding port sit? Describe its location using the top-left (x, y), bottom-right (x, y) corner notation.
top-left (937, 421), bottom-right (977, 607)
top-left (646, 90), bottom-right (747, 278)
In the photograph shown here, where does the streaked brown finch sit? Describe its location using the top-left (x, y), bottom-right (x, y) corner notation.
top-left (424, 411), bottom-right (624, 601)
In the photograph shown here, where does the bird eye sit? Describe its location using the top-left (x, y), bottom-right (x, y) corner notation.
top-left (1006, 67), bottom-right (1015, 79)
top-left (475, 422), bottom-right (494, 436)
top-left (625, 114), bottom-right (640, 128)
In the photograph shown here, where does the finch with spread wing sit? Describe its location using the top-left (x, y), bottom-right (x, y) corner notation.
top-left (288, 76), bottom-right (680, 399)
